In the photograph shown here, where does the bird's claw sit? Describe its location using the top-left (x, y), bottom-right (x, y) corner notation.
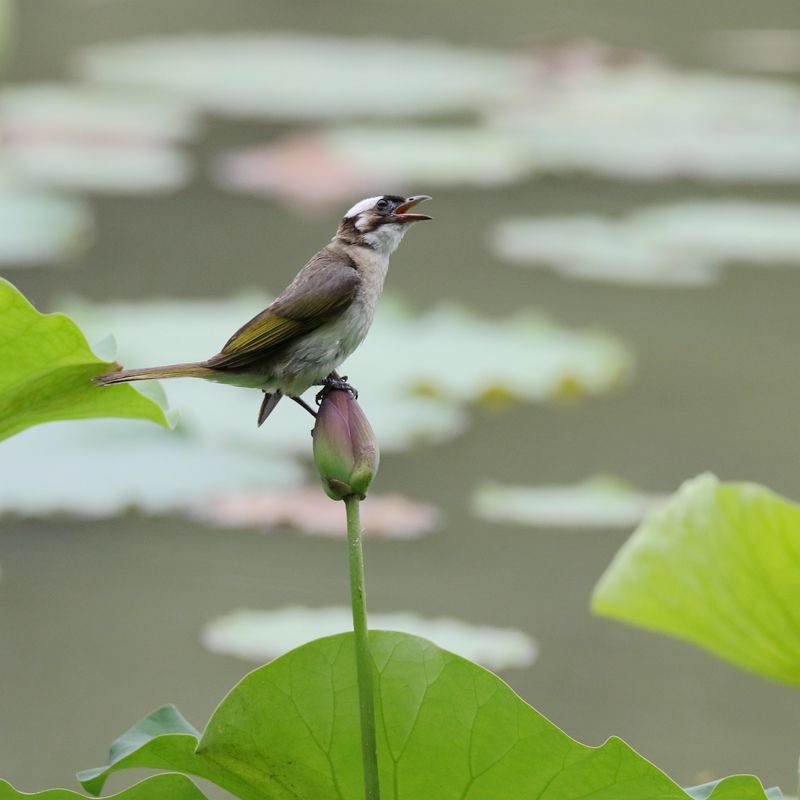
top-left (315, 375), bottom-right (359, 405)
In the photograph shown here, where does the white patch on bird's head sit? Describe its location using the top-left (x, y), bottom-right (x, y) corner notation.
top-left (344, 196), bottom-right (381, 219)
top-left (361, 222), bottom-right (407, 255)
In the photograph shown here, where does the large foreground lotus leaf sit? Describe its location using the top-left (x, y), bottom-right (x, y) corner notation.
top-left (0, 84), bottom-right (197, 194)
top-left (200, 607), bottom-right (537, 670)
top-left (593, 473), bottom-right (800, 685)
top-left (79, 631), bottom-right (771, 800)
top-left (0, 178), bottom-right (91, 266)
top-left (217, 127), bottom-right (534, 206)
top-left (491, 202), bottom-right (800, 287)
top-left (0, 279), bottom-right (171, 442)
top-left (77, 34), bottom-right (526, 120)
top-left (0, 775), bottom-right (207, 800)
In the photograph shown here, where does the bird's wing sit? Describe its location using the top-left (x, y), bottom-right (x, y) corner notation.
top-left (206, 258), bottom-right (361, 371)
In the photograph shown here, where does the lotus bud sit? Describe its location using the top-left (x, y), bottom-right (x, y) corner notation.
top-left (312, 389), bottom-right (379, 501)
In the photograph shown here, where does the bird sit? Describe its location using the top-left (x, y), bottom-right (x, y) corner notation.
top-left (94, 194), bottom-right (432, 425)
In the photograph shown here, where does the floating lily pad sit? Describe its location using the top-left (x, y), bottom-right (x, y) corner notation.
top-left (0, 420), bottom-right (303, 518)
top-left (64, 293), bottom-right (632, 437)
top-left (345, 299), bottom-right (633, 403)
top-left (77, 34), bottom-right (526, 120)
top-left (0, 84), bottom-right (197, 193)
top-left (474, 477), bottom-right (665, 529)
top-left (593, 474), bottom-right (800, 686)
top-left (201, 607), bottom-right (537, 670)
top-left (217, 127), bottom-right (533, 206)
top-left (492, 202), bottom-right (800, 287)
top-left (194, 487), bottom-right (439, 539)
top-left (0, 177), bottom-right (91, 265)
top-left (493, 41), bottom-right (800, 183)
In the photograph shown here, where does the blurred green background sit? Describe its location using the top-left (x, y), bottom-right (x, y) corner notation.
top-left (2, 0), bottom-right (800, 795)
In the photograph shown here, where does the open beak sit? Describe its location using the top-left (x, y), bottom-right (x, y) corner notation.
top-left (393, 195), bottom-right (432, 223)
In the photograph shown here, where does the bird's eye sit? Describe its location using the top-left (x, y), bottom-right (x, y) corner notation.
top-left (375, 198), bottom-right (390, 213)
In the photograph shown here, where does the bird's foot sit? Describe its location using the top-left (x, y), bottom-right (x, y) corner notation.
top-left (291, 395), bottom-right (318, 418)
top-left (315, 374), bottom-right (359, 405)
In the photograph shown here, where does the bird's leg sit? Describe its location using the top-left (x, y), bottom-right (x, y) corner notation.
top-left (315, 371), bottom-right (359, 405)
top-left (291, 395), bottom-right (318, 418)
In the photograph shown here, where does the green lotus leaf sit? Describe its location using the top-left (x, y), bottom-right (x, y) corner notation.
top-left (79, 631), bottom-right (772, 800)
top-left (593, 473), bottom-right (800, 685)
top-left (0, 279), bottom-right (173, 442)
top-left (0, 774), bottom-right (207, 800)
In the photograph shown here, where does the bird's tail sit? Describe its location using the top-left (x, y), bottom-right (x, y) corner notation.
top-left (93, 362), bottom-right (214, 386)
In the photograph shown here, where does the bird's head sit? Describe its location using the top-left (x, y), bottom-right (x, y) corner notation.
top-left (336, 195), bottom-right (432, 254)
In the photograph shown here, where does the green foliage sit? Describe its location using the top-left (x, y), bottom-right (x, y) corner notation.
top-left (79, 631), bottom-right (770, 800)
top-left (0, 279), bottom-right (173, 442)
top-left (593, 473), bottom-right (800, 685)
top-left (0, 775), bottom-right (206, 800)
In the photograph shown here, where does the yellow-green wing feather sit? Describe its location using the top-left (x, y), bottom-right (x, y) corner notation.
top-left (207, 259), bottom-right (360, 371)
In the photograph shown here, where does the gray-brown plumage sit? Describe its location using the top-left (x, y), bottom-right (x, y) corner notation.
top-left (94, 194), bottom-right (431, 423)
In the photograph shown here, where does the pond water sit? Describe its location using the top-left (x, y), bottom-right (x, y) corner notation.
top-left (2, 0), bottom-right (800, 795)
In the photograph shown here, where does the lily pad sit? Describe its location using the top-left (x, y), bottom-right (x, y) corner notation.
top-left (0, 279), bottom-right (171, 442)
top-left (77, 34), bottom-right (526, 120)
top-left (62, 293), bottom-right (469, 454)
top-left (493, 41), bottom-right (800, 183)
top-left (0, 420), bottom-right (303, 517)
top-left (474, 477), bottom-right (665, 529)
top-left (78, 631), bottom-right (773, 800)
top-left (0, 177), bottom-right (92, 265)
top-left (0, 85), bottom-right (197, 194)
top-left (344, 299), bottom-right (633, 404)
top-left (194, 487), bottom-right (440, 539)
top-left (200, 607), bottom-right (536, 670)
top-left (65, 293), bottom-right (629, 450)
top-left (593, 474), bottom-right (800, 686)
top-left (217, 127), bottom-right (533, 206)
top-left (0, 775), bottom-right (207, 800)
top-left (492, 202), bottom-right (800, 287)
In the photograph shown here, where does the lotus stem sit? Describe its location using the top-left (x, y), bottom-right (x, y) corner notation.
top-left (344, 494), bottom-right (380, 800)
